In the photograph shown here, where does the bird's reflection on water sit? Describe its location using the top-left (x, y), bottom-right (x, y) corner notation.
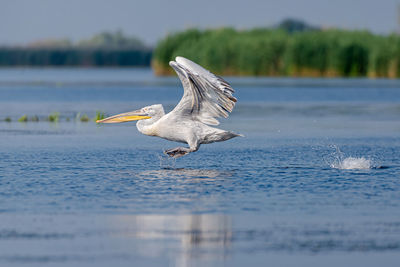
top-left (138, 168), bottom-right (234, 180)
top-left (112, 214), bottom-right (232, 262)
top-left (107, 168), bottom-right (235, 263)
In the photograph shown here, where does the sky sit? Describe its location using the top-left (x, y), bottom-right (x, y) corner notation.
top-left (1, 0), bottom-right (399, 46)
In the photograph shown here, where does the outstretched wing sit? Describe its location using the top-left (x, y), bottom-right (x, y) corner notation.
top-left (169, 56), bottom-right (237, 125)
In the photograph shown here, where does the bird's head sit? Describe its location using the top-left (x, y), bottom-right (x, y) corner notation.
top-left (96, 104), bottom-right (164, 124)
top-left (141, 104), bottom-right (164, 118)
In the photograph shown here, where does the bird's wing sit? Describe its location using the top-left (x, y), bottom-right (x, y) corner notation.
top-left (169, 56), bottom-right (237, 126)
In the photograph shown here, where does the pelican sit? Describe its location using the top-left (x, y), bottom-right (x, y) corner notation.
top-left (97, 56), bottom-right (241, 158)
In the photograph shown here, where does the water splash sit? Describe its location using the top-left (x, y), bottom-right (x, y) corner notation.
top-left (331, 157), bottom-right (371, 170)
top-left (327, 145), bottom-right (372, 170)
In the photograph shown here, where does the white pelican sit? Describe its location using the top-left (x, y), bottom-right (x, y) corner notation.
top-left (97, 56), bottom-right (241, 157)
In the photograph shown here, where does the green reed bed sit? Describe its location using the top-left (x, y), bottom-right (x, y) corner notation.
top-left (3, 111), bottom-right (107, 123)
top-left (18, 115), bottom-right (28, 122)
top-left (153, 28), bottom-right (400, 78)
top-left (47, 112), bottom-right (60, 123)
top-left (94, 111), bottom-right (105, 122)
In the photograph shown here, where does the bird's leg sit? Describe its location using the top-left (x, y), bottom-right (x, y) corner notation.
top-left (164, 147), bottom-right (192, 158)
top-left (164, 141), bottom-right (199, 158)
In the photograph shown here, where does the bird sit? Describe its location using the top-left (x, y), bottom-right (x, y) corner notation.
top-left (97, 56), bottom-right (241, 158)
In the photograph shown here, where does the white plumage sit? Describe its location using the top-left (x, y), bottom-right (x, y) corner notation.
top-left (97, 56), bottom-right (241, 158)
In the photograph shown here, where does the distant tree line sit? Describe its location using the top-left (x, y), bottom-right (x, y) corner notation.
top-left (0, 31), bottom-right (152, 67)
top-left (0, 48), bottom-right (152, 67)
top-left (153, 21), bottom-right (400, 78)
top-left (2, 23), bottom-right (400, 75)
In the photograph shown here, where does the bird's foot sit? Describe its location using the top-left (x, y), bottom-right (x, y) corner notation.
top-left (164, 147), bottom-right (190, 158)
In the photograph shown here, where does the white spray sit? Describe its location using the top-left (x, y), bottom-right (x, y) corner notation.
top-left (328, 145), bottom-right (372, 170)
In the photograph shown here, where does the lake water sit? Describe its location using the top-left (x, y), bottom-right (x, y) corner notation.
top-left (0, 68), bottom-right (400, 267)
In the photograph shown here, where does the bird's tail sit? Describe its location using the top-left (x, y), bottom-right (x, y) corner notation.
top-left (221, 131), bottom-right (244, 141)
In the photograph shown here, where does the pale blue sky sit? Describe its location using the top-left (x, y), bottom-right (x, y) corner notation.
top-left (1, 0), bottom-right (399, 46)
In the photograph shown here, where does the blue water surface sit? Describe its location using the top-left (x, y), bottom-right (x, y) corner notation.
top-left (0, 68), bottom-right (400, 267)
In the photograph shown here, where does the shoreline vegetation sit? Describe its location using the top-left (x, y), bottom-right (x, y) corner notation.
top-left (153, 19), bottom-right (400, 78)
top-left (1, 20), bottom-right (399, 78)
top-left (0, 48), bottom-right (152, 67)
top-left (0, 30), bottom-right (152, 67)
